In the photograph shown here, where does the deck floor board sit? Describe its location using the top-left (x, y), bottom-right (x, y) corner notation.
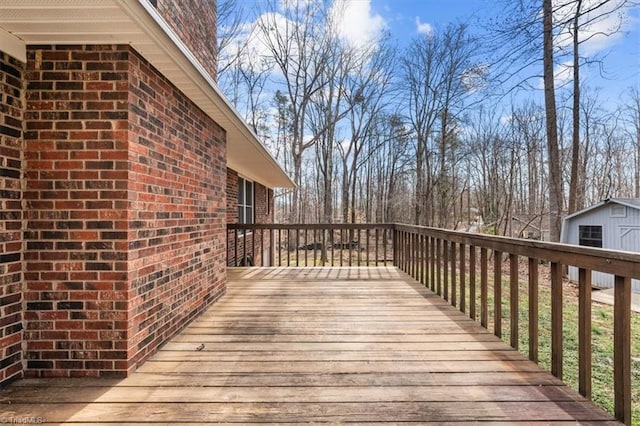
top-left (0, 267), bottom-right (618, 424)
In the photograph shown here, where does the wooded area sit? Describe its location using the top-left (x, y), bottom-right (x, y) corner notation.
top-left (217, 0), bottom-right (639, 241)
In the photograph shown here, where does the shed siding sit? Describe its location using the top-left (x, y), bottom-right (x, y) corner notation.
top-left (563, 203), bottom-right (640, 291)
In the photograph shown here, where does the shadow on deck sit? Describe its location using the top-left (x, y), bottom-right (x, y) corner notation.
top-left (0, 267), bottom-right (618, 424)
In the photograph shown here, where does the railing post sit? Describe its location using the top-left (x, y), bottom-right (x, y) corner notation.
top-left (614, 274), bottom-right (631, 425)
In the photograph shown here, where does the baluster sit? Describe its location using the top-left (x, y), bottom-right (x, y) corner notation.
top-left (436, 239), bottom-right (442, 296)
top-left (443, 240), bottom-right (449, 301)
top-left (528, 257), bottom-right (538, 362)
top-left (509, 253), bottom-right (518, 349)
top-left (234, 228), bottom-right (238, 266)
top-left (550, 261), bottom-right (563, 379)
top-left (450, 242), bottom-right (457, 307)
top-left (366, 228), bottom-right (370, 265)
top-left (469, 246), bottom-right (476, 320)
top-left (460, 243), bottom-right (466, 314)
top-left (480, 247), bottom-right (488, 328)
top-left (578, 268), bottom-right (592, 398)
top-left (430, 237), bottom-right (436, 292)
top-left (494, 250), bottom-right (502, 338)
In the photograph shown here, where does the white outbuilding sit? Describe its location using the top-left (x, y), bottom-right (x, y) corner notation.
top-left (560, 198), bottom-right (640, 291)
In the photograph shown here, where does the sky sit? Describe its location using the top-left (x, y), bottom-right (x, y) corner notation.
top-left (227, 0), bottom-right (639, 111)
top-left (324, 0), bottom-right (639, 102)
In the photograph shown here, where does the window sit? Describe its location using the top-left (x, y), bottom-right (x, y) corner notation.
top-left (611, 205), bottom-right (627, 218)
top-left (578, 225), bottom-right (602, 248)
top-left (237, 177), bottom-right (254, 224)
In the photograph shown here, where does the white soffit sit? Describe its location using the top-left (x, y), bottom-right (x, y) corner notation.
top-left (0, 0), bottom-right (294, 189)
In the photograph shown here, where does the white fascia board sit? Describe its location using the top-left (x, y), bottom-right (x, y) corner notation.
top-left (0, 26), bottom-right (26, 62)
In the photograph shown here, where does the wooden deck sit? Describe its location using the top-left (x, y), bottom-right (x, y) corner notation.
top-left (0, 267), bottom-right (619, 424)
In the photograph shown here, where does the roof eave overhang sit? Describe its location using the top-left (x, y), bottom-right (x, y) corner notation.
top-left (0, 0), bottom-right (294, 189)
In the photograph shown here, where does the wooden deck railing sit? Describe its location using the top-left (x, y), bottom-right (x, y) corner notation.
top-left (227, 223), bottom-right (394, 267)
top-left (227, 222), bottom-right (639, 424)
top-left (394, 224), bottom-right (639, 425)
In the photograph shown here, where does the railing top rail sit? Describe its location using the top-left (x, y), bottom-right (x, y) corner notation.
top-left (393, 223), bottom-right (640, 279)
top-left (228, 223), bottom-right (394, 231)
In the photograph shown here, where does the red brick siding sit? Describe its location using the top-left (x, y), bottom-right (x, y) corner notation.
top-left (24, 45), bottom-right (130, 378)
top-left (155, 0), bottom-right (218, 81)
top-left (21, 44), bottom-right (227, 378)
top-left (226, 168), bottom-right (238, 224)
top-left (226, 168), bottom-right (274, 266)
top-left (127, 49), bottom-right (226, 370)
top-left (0, 52), bottom-right (25, 386)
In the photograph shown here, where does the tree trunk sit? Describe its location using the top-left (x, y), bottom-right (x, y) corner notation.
top-left (543, 0), bottom-right (563, 242)
top-left (568, 0), bottom-right (582, 215)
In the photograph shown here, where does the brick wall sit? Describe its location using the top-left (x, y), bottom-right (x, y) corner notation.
top-left (24, 45), bottom-right (130, 377)
top-left (155, 0), bottom-right (218, 81)
top-left (0, 52), bottom-right (25, 387)
top-left (226, 168), bottom-right (274, 266)
top-left (21, 44), bottom-right (227, 378)
top-left (126, 48), bottom-right (226, 369)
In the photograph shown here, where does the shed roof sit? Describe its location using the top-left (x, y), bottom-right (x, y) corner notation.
top-left (563, 198), bottom-right (640, 221)
top-left (0, 0), bottom-right (294, 189)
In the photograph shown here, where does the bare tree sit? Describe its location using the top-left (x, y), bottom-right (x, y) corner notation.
top-left (217, 0), bottom-right (247, 79)
top-left (402, 23), bottom-right (478, 227)
top-left (568, 0), bottom-right (583, 214)
top-left (623, 86), bottom-right (640, 198)
top-left (338, 37), bottom-right (395, 224)
top-left (256, 0), bottom-right (333, 223)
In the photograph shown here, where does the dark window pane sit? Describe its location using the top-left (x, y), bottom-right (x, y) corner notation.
top-left (578, 225), bottom-right (602, 248)
top-left (238, 178), bottom-right (245, 205)
top-left (246, 207), bottom-right (253, 224)
top-left (246, 181), bottom-right (253, 207)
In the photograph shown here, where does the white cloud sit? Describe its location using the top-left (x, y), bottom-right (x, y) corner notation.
top-left (554, 0), bottom-right (631, 57)
top-left (415, 17), bottom-right (433, 36)
top-left (278, 0), bottom-right (316, 12)
top-left (330, 0), bottom-right (386, 48)
top-left (554, 60), bottom-right (574, 87)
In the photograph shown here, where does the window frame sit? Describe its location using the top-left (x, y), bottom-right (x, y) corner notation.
top-left (578, 225), bottom-right (603, 248)
top-left (237, 176), bottom-right (254, 226)
top-left (611, 205), bottom-right (627, 218)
